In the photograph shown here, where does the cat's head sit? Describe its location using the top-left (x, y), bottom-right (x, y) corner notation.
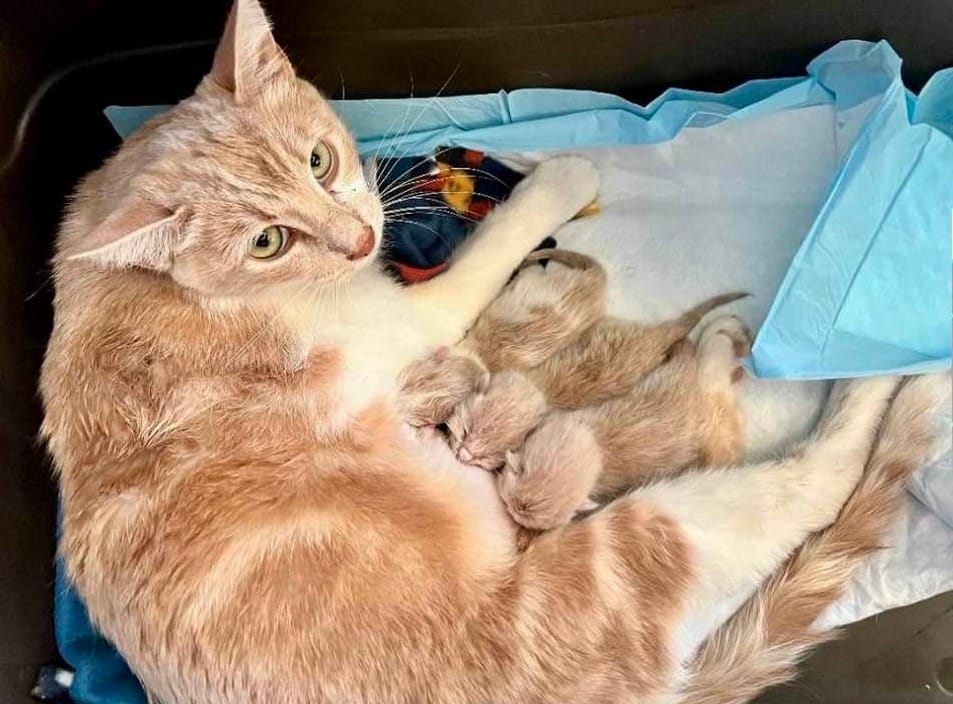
top-left (58, 0), bottom-right (383, 298)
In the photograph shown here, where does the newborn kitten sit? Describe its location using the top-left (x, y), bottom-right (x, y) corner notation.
top-left (497, 413), bottom-right (602, 531)
top-left (464, 248), bottom-right (748, 409)
top-left (498, 316), bottom-right (751, 531)
top-left (446, 370), bottom-right (548, 469)
top-left (436, 246), bottom-right (752, 531)
top-left (445, 249), bottom-right (747, 472)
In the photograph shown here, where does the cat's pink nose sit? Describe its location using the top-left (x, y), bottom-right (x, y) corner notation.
top-left (457, 446), bottom-right (473, 463)
top-left (347, 226), bottom-right (375, 260)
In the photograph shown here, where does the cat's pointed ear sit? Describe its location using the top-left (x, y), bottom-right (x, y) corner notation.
top-left (61, 201), bottom-right (179, 270)
top-left (210, 0), bottom-right (293, 99)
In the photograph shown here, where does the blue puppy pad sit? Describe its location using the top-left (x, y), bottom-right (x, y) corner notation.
top-left (751, 44), bottom-right (953, 377)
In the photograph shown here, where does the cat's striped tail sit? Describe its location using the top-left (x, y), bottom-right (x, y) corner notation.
top-left (676, 371), bottom-right (951, 704)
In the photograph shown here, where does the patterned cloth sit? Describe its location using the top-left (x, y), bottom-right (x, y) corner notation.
top-left (375, 146), bottom-right (524, 282)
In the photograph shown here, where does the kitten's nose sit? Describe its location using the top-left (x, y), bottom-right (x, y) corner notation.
top-left (347, 226), bottom-right (375, 260)
top-left (457, 446), bottom-right (473, 463)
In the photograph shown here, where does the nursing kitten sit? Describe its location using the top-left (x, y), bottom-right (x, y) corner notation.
top-left (497, 316), bottom-right (750, 531)
top-left (41, 1), bottom-right (949, 703)
top-left (447, 369), bottom-right (548, 469)
top-left (440, 249), bottom-right (748, 499)
top-left (465, 248), bottom-right (748, 408)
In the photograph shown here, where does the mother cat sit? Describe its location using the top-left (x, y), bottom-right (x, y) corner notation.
top-left (41, 1), bottom-right (948, 702)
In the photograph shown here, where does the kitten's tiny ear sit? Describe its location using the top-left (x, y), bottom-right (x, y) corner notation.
top-left (210, 0), bottom-right (293, 99)
top-left (504, 449), bottom-right (521, 472)
top-left (61, 201), bottom-right (178, 270)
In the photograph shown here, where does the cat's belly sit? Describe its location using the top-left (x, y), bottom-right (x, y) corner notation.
top-left (403, 424), bottom-right (518, 557)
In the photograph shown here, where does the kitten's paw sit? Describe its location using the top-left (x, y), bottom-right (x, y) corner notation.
top-left (513, 156), bottom-right (600, 224)
top-left (698, 315), bottom-right (753, 387)
top-left (699, 314), bottom-right (752, 358)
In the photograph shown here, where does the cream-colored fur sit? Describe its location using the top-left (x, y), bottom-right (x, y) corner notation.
top-left (494, 316), bottom-right (750, 531)
top-left (447, 370), bottom-right (548, 470)
top-left (677, 372), bottom-right (952, 703)
top-left (40, 1), bottom-right (948, 702)
top-left (427, 249), bottom-right (749, 530)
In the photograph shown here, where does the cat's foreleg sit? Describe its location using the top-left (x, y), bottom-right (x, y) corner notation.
top-left (410, 156), bottom-right (599, 345)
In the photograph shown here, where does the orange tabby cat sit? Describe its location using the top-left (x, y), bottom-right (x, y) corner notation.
top-left (41, 1), bottom-right (950, 702)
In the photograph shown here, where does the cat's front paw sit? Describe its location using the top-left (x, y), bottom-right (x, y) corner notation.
top-left (512, 156), bottom-right (600, 225)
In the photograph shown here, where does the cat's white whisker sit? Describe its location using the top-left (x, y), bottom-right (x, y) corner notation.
top-left (374, 60), bottom-right (462, 185)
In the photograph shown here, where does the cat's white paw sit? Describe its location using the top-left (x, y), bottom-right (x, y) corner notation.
top-left (512, 156), bottom-right (600, 224)
top-left (834, 375), bottom-right (902, 410)
top-left (894, 371), bottom-right (952, 415)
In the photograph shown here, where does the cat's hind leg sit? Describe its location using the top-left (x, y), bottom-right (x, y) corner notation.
top-left (633, 374), bottom-right (900, 660)
top-left (679, 372), bottom-right (951, 704)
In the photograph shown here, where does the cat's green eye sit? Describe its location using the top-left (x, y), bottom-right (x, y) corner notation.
top-left (249, 225), bottom-right (289, 260)
top-left (310, 141), bottom-right (336, 182)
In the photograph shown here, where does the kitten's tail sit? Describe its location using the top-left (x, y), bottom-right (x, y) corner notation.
top-left (676, 372), bottom-right (951, 704)
top-left (522, 248), bottom-right (602, 272)
top-left (676, 292), bottom-right (750, 334)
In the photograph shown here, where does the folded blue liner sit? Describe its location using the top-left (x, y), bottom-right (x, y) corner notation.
top-left (60, 40), bottom-right (951, 704)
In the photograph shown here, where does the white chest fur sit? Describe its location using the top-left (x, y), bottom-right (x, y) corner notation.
top-left (281, 267), bottom-right (435, 425)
